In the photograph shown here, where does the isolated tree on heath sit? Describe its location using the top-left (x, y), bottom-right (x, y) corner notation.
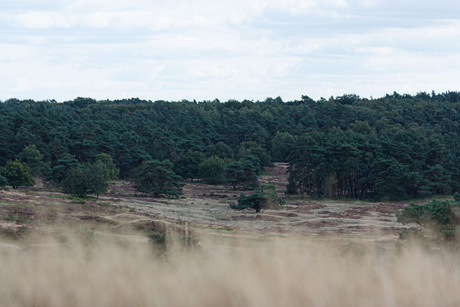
top-left (88, 160), bottom-right (110, 198)
top-left (133, 160), bottom-right (183, 198)
top-left (230, 185), bottom-right (284, 213)
top-left (0, 159), bottom-right (34, 189)
top-left (231, 191), bottom-right (265, 213)
top-left (62, 161), bottom-right (110, 198)
top-left (62, 168), bottom-right (90, 198)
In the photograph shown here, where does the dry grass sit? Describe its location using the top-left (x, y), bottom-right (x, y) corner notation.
top-left (1, 233), bottom-right (460, 307)
top-left (1, 168), bottom-right (458, 307)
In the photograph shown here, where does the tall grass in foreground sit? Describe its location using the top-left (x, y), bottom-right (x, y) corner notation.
top-left (1, 235), bottom-right (459, 307)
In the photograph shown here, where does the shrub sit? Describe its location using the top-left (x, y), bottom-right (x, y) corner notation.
top-left (396, 199), bottom-right (459, 242)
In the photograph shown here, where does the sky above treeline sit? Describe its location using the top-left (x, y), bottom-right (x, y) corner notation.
top-left (1, 0), bottom-right (459, 102)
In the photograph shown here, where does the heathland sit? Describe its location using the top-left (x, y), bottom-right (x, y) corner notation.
top-left (1, 92), bottom-right (460, 306)
top-left (1, 164), bottom-right (460, 306)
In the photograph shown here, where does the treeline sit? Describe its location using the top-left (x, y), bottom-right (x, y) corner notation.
top-left (1, 91), bottom-right (459, 200)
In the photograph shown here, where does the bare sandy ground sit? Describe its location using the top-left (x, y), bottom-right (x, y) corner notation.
top-left (111, 163), bottom-right (409, 245)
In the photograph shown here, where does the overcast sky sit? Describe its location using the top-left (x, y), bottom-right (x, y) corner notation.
top-left (1, 0), bottom-right (459, 102)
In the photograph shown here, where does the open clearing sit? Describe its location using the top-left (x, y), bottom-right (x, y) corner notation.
top-left (0, 163), bottom-right (411, 250)
top-left (116, 163), bottom-right (409, 246)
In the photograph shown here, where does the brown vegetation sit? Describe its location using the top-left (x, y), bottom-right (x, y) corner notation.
top-left (1, 234), bottom-right (460, 307)
top-left (2, 164), bottom-right (458, 306)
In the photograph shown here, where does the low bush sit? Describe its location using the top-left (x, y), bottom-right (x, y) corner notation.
top-left (397, 199), bottom-right (460, 242)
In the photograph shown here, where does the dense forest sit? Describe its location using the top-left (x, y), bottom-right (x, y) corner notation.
top-left (1, 91), bottom-right (459, 200)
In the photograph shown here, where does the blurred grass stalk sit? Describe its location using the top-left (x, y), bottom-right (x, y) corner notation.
top-left (1, 234), bottom-right (459, 307)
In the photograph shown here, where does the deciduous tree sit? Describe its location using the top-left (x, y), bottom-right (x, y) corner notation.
top-left (0, 160), bottom-right (34, 189)
top-left (62, 161), bottom-right (110, 198)
top-left (62, 168), bottom-right (90, 198)
top-left (96, 153), bottom-right (118, 180)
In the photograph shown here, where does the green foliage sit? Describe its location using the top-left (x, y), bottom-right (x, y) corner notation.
top-left (0, 175), bottom-right (8, 187)
top-left (96, 153), bottom-right (118, 180)
top-left (454, 192), bottom-right (460, 202)
top-left (241, 158), bottom-right (259, 190)
top-left (230, 191), bottom-right (265, 213)
top-left (271, 131), bottom-right (296, 162)
top-left (243, 155), bottom-right (261, 176)
top-left (1, 92), bottom-right (460, 201)
top-left (62, 161), bottom-right (110, 198)
top-left (198, 156), bottom-right (226, 185)
top-left (397, 200), bottom-right (459, 241)
top-left (208, 142), bottom-right (234, 159)
top-left (88, 160), bottom-right (110, 198)
top-left (0, 160), bottom-right (34, 189)
top-left (147, 232), bottom-right (166, 246)
top-left (224, 156), bottom-right (259, 190)
top-left (370, 158), bottom-right (409, 200)
top-left (48, 154), bottom-right (80, 183)
top-left (18, 144), bottom-right (47, 177)
top-left (237, 141), bottom-right (272, 168)
top-left (230, 185), bottom-right (284, 213)
top-left (259, 184), bottom-right (286, 209)
top-left (133, 160), bottom-right (183, 198)
top-left (287, 124), bottom-right (460, 200)
top-left (173, 150), bottom-right (206, 181)
top-left (224, 161), bottom-right (244, 190)
top-left (62, 168), bottom-right (90, 198)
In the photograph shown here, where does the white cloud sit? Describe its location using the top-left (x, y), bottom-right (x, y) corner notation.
top-left (15, 12), bottom-right (72, 29)
top-left (0, 0), bottom-right (459, 101)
